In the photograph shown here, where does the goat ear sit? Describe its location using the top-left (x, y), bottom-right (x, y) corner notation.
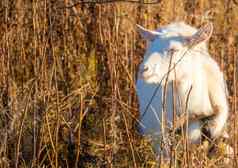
top-left (185, 22), bottom-right (213, 46)
top-left (136, 24), bottom-right (160, 41)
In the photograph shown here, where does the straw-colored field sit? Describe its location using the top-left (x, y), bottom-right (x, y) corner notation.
top-left (0, 0), bottom-right (237, 167)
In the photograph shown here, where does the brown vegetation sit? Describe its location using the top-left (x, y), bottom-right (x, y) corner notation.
top-left (0, 0), bottom-right (237, 167)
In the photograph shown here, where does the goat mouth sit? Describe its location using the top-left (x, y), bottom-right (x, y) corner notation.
top-left (139, 73), bottom-right (153, 81)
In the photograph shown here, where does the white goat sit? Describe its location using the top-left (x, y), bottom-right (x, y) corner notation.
top-left (136, 22), bottom-right (229, 153)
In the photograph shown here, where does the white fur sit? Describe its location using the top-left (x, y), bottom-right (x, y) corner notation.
top-left (136, 22), bottom-right (229, 152)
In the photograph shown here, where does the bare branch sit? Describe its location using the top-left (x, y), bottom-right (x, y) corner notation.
top-left (64, 0), bottom-right (161, 8)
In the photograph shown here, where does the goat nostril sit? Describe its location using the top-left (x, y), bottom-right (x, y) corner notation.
top-left (143, 66), bottom-right (149, 72)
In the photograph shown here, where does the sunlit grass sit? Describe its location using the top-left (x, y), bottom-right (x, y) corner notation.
top-left (0, 0), bottom-right (237, 167)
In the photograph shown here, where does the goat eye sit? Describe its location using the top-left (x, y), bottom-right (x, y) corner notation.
top-left (168, 48), bottom-right (178, 54)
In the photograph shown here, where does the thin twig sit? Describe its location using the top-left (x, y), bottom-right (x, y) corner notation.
top-left (63, 0), bottom-right (161, 8)
top-left (15, 79), bottom-right (35, 168)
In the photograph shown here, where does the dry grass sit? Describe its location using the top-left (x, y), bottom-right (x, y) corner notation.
top-left (0, 0), bottom-right (237, 167)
